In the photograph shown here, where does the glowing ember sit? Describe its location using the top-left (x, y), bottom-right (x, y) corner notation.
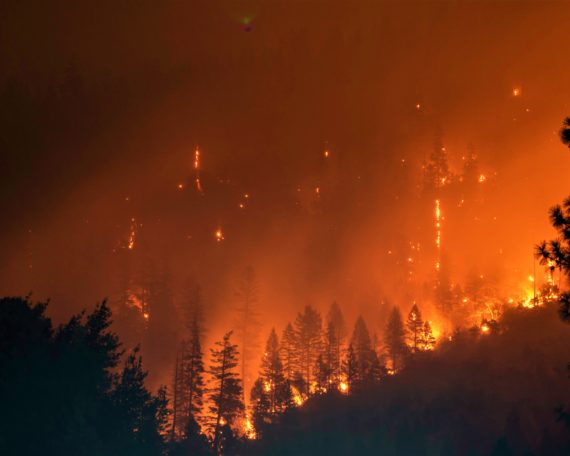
top-left (143, 312), bottom-right (150, 320)
top-left (127, 217), bottom-right (137, 250)
top-left (480, 322), bottom-right (490, 334)
top-left (193, 147), bottom-right (203, 194)
top-left (215, 228), bottom-right (224, 242)
top-left (513, 88), bottom-right (520, 96)
top-left (478, 174), bottom-right (486, 183)
top-left (324, 150), bottom-right (330, 158)
top-left (435, 199), bottom-right (442, 269)
top-left (339, 382), bottom-right (349, 393)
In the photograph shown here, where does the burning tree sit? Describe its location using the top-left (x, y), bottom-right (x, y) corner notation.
top-left (250, 329), bottom-right (292, 437)
top-left (406, 304), bottom-right (424, 353)
top-left (207, 331), bottom-right (244, 454)
top-left (384, 307), bottom-right (409, 373)
top-left (324, 302), bottom-right (346, 389)
top-left (280, 322), bottom-right (297, 382)
top-left (420, 321), bottom-right (436, 351)
top-left (294, 305), bottom-right (323, 395)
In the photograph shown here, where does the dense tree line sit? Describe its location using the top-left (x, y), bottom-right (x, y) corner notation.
top-left (0, 297), bottom-right (167, 455)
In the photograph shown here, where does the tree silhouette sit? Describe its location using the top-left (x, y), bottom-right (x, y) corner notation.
top-left (324, 302), bottom-right (346, 388)
top-left (207, 331), bottom-right (244, 454)
top-left (406, 304), bottom-right (424, 353)
top-left (172, 284), bottom-right (205, 438)
top-left (257, 329), bottom-right (291, 414)
top-left (0, 297), bottom-right (167, 455)
top-left (294, 305), bottom-right (323, 395)
top-left (561, 117), bottom-right (570, 148)
top-left (281, 322), bottom-right (297, 382)
top-left (233, 266), bottom-right (261, 404)
top-left (384, 307), bottom-right (408, 373)
top-left (349, 316), bottom-right (381, 387)
top-left (420, 321), bottom-right (436, 351)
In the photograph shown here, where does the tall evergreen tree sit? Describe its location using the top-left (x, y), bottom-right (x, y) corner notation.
top-left (0, 297), bottom-right (169, 455)
top-left (343, 343), bottom-right (358, 392)
top-left (325, 302), bottom-right (346, 388)
top-left (258, 329), bottom-right (291, 413)
top-left (171, 284), bottom-right (206, 439)
top-left (207, 331), bottom-right (244, 455)
top-left (384, 307), bottom-right (408, 373)
top-left (406, 304), bottom-right (424, 353)
top-left (294, 305), bottom-right (323, 395)
top-left (280, 323), bottom-right (297, 382)
top-left (111, 346), bottom-right (169, 455)
top-left (233, 266), bottom-right (261, 404)
top-left (349, 316), bottom-right (381, 387)
top-left (420, 321), bottom-right (436, 351)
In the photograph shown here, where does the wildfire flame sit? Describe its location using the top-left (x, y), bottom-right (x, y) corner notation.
top-left (127, 218), bottom-right (137, 250)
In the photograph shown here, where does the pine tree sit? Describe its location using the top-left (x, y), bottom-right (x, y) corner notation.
top-left (420, 321), bottom-right (436, 351)
top-left (349, 316), bottom-right (380, 387)
top-left (250, 378), bottom-right (271, 438)
top-left (281, 323), bottom-right (297, 382)
top-left (171, 284), bottom-right (205, 439)
top-left (325, 302), bottom-right (346, 388)
top-left (233, 266), bottom-right (261, 404)
top-left (111, 346), bottom-right (169, 454)
top-left (406, 304), bottom-right (424, 353)
top-left (207, 331), bottom-right (244, 455)
top-left (258, 329), bottom-right (291, 413)
top-left (294, 305), bottom-right (323, 395)
top-left (315, 353), bottom-right (332, 393)
top-left (343, 343), bottom-right (357, 391)
top-left (384, 307), bottom-right (408, 373)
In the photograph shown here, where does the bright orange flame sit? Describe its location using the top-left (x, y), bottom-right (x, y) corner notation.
top-left (481, 323), bottom-right (490, 334)
top-left (339, 382), bottom-right (349, 394)
top-left (215, 228), bottom-right (224, 242)
top-left (478, 174), bottom-right (486, 183)
top-left (243, 415), bottom-right (256, 439)
top-left (127, 218), bottom-right (136, 250)
top-left (513, 88), bottom-right (520, 97)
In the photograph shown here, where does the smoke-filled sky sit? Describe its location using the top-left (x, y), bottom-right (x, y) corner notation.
top-left (2, 0), bottom-right (570, 383)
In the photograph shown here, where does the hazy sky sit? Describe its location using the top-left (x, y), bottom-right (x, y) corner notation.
top-left (1, 1), bottom-right (570, 382)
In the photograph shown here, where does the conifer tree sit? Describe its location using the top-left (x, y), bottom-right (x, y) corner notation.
top-left (233, 267), bottom-right (261, 404)
top-left (294, 305), bottom-right (323, 395)
top-left (420, 321), bottom-right (436, 351)
top-left (171, 284), bottom-right (205, 438)
top-left (406, 304), bottom-right (424, 353)
top-left (384, 307), bottom-right (408, 373)
top-left (324, 302), bottom-right (346, 388)
top-left (349, 316), bottom-right (380, 387)
top-left (258, 329), bottom-right (291, 413)
top-left (343, 343), bottom-right (358, 391)
top-left (250, 378), bottom-right (271, 437)
top-left (281, 323), bottom-right (297, 381)
top-left (207, 331), bottom-right (244, 455)
top-left (111, 346), bottom-right (169, 454)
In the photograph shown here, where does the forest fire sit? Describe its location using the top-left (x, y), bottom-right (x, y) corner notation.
top-left (3, 2), bottom-right (570, 455)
